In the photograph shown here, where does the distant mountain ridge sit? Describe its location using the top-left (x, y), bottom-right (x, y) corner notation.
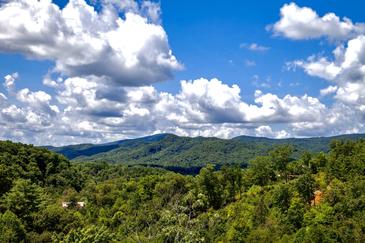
top-left (46, 133), bottom-right (365, 167)
top-left (45, 133), bottom-right (170, 160)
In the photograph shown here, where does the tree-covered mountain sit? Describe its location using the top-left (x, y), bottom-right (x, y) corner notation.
top-left (1, 139), bottom-right (365, 242)
top-left (47, 133), bottom-right (365, 167)
top-left (45, 133), bottom-right (170, 160)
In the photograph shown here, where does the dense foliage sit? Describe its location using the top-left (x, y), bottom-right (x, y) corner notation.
top-left (49, 133), bottom-right (365, 167)
top-left (1, 139), bottom-right (365, 242)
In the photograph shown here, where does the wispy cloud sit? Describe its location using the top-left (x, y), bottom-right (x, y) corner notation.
top-left (240, 43), bottom-right (270, 51)
top-left (245, 59), bottom-right (256, 67)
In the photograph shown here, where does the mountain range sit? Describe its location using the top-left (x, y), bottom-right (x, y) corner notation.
top-left (46, 133), bottom-right (365, 167)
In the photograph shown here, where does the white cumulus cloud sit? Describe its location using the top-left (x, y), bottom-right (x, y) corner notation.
top-left (0, 0), bottom-right (181, 86)
top-left (320, 85), bottom-right (338, 96)
top-left (271, 2), bottom-right (365, 40)
top-left (292, 35), bottom-right (365, 108)
top-left (3, 72), bottom-right (18, 91)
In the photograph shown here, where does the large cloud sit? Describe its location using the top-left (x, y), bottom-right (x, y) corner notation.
top-left (271, 2), bottom-right (365, 40)
top-left (1, 74), bottom-right (352, 145)
top-left (292, 35), bottom-right (365, 109)
top-left (169, 78), bottom-right (327, 124)
top-left (0, 0), bottom-right (181, 86)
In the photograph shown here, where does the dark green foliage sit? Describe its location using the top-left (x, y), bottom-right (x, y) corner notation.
top-left (57, 225), bottom-right (115, 242)
top-left (271, 183), bottom-right (292, 212)
top-left (296, 173), bottom-right (316, 203)
top-left (0, 141), bottom-right (83, 195)
top-left (1, 179), bottom-right (44, 226)
top-left (0, 138), bottom-right (365, 242)
top-left (0, 210), bottom-right (26, 242)
top-left (270, 144), bottom-right (294, 182)
top-left (196, 164), bottom-right (224, 209)
top-left (248, 156), bottom-right (275, 186)
top-left (287, 196), bottom-right (305, 230)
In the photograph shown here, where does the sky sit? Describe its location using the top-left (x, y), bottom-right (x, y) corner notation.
top-left (1, 0), bottom-right (365, 145)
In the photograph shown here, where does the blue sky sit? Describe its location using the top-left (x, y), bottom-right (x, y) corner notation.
top-left (160, 0), bottom-right (362, 99)
top-left (0, 0), bottom-right (365, 145)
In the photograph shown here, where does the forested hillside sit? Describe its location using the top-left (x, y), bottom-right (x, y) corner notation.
top-left (1, 139), bottom-right (365, 242)
top-left (48, 133), bottom-right (365, 167)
